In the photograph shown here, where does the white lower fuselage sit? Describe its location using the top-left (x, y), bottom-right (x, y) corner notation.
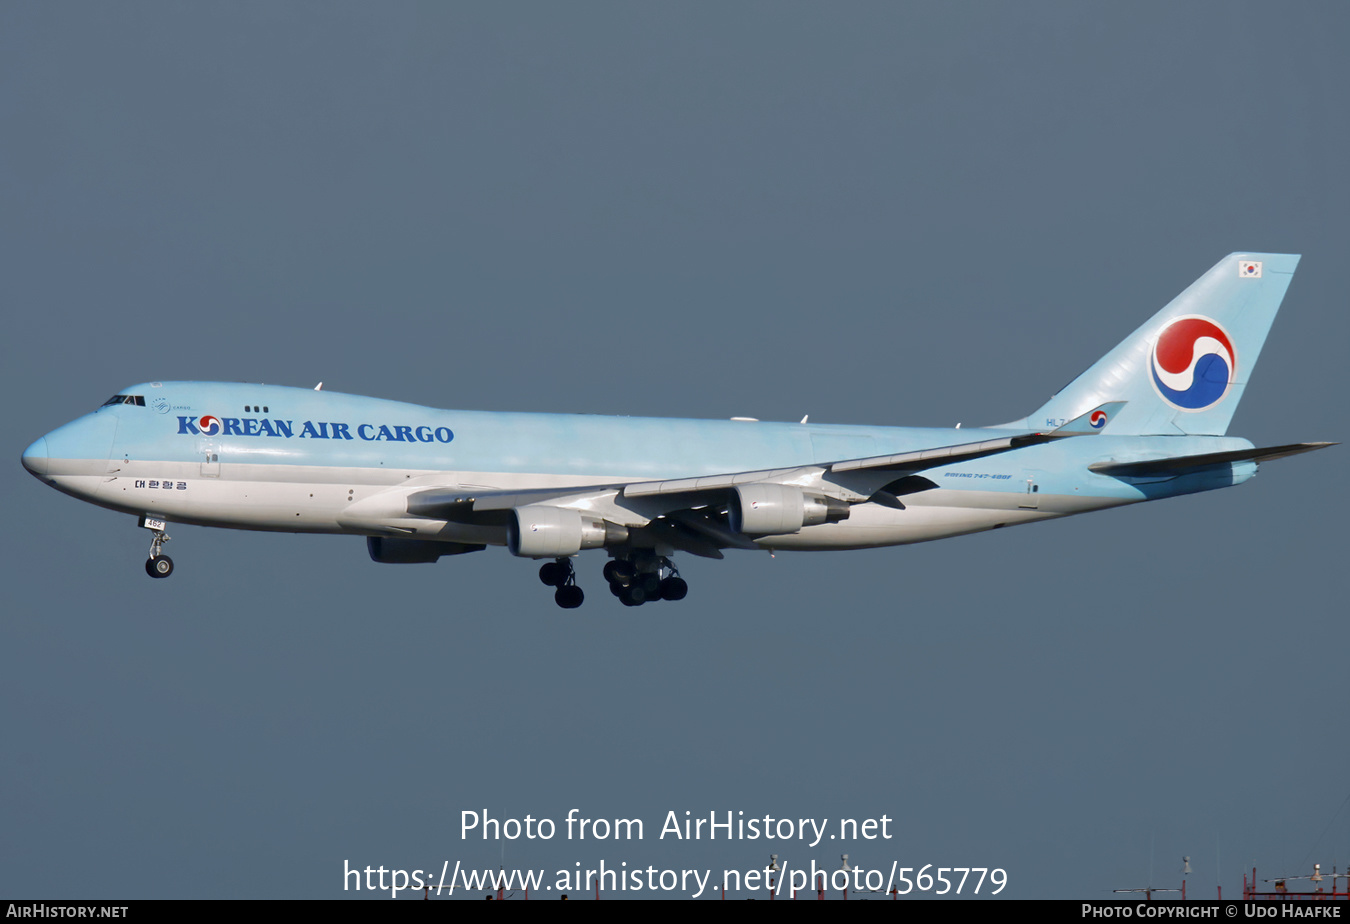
top-left (27, 382), bottom-right (1253, 555)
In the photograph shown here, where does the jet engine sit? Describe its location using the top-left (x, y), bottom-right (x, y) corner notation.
top-left (507, 506), bottom-right (628, 558)
top-left (728, 484), bottom-right (850, 536)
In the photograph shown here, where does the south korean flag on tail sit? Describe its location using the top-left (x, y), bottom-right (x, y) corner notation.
top-left (1239, 260), bottom-right (1263, 278)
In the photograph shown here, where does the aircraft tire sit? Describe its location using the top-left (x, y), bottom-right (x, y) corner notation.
top-left (555, 585), bottom-right (584, 609)
top-left (539, 561), bottom-right (567, 586)
top-left (603, 560), bottom-right (635, 585)
top-left (659, 577), bottom-right (688, 601)
top-left (639, 574), bottom-right (661, 597)
top-left (146, 555), bottom-right (174, 579)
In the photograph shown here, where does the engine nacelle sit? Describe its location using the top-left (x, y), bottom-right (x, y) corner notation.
top-left (507, 506), bottom-right (628, 558)
top-left (367, 537), bottom-right (485, 563)
top-left (729, 484), bottom-right (850, 536)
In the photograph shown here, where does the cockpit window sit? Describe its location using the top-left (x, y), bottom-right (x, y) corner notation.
top-left (101, 395), bottom-right (146, 407)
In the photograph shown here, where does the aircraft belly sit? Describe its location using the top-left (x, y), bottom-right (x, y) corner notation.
top-left (89, 460), bottom-right (365, 532)
top-left (54, 455), bottom-right (1140, 548)
top-left (101, 476), bottom-right (338, 531)
top-left (46, 473), bottom-right (115, 508)
top-left (83, 461), bottom-right (630, 536)
top-left (759, 490), bottom-right (1128, 551)
top-left (760, 503), bottom-right (1036, 550)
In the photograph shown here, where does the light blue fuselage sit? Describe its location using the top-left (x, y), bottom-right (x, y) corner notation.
top-left (23, 381), bottom-right (1254, 552)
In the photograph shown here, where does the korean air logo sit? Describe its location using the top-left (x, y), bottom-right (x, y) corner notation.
top-left (1089, 410), bottom-right (1108, 429)
top-left (1149, 315), bottom-right (1236, 411)
top-left (197, 415), bottom-right (222, 436)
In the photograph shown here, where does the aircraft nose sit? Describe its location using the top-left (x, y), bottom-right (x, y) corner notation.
top-left (22, 436), bottom-right (49, 477)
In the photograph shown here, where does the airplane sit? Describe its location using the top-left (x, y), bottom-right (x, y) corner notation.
top-left (20, 252), bottom-right (1334, 608)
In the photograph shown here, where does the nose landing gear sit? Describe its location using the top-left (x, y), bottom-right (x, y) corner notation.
top-left (141, 517), bottom-right (173, 579)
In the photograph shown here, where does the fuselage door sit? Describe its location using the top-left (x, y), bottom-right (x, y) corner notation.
top-left (1018, 470), bottom-right (1042, 509)
top-left (199, 439), bottom-right (220, 477)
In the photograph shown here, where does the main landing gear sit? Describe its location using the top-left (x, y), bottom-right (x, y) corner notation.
top-left (536, 554), bottom-right (690, 609)
top-left (143, 520), bottom-right (174, 579)
top-left (539, 558), bottom-right (584, 609)
top-left (603, 555), bottom-right (686, 607)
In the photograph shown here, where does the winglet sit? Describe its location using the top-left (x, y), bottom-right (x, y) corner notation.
top-left (1048, 402), bottom-right (1127, 436)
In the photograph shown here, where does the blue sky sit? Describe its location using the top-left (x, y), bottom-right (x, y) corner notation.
top-left (3, 2), bottom-right (1346, 899)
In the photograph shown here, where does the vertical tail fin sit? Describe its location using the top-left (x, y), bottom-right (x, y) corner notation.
top-left (1013, 253), bottom-right (1299, 435)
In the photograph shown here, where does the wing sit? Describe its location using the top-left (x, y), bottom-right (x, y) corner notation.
top-left (408, 403), bottom-right (1126, 517)
top-left (395, 409), bottom-right (1124, 556)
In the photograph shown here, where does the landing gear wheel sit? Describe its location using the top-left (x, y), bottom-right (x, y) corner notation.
top-left (539, 561), bottom-right (568, 586)
top-left (555, 585), bottom-right (584, 609)
top-left (606, 554), bottom-right (686, 606)
top-left (142, 520), bottom-right (172, 576)
top-left (542, 558), bottom-right (582, 607)
top-left (659, 576), bottom-right (688, 601)
top-left (603, 560), bottom-right (636, 585)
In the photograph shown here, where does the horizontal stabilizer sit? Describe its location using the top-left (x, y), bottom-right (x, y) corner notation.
top-left (1089, 442), bottom-right (1335, 478)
